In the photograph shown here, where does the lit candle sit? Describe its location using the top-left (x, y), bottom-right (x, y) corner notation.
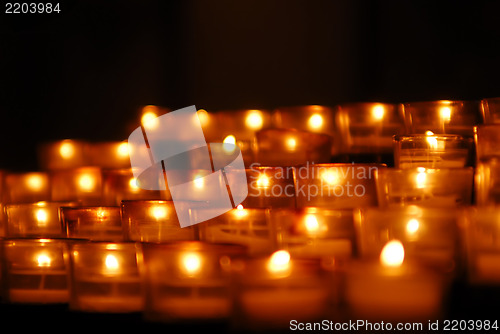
top-left (141, 241), bottom-right (246, 322)
top-left (87, 141), bottom-right (132, 169)
top-left (294, 163), bottom-right (383, 209)
top-left (61, 206), bottom-right (124, 241)
top-left (50, 167), bottom-right (103, 205)
top-left (272, 207), bottom-right (355, 259)
top-left (254, 128), bottom-right (332, 167)
top-left (3, 238), bottom-right (71, 304)
top-left (37, 139), bottom-right (89, 170)
top-left (334, 102), bottom-right (403, 166)
top-left (375, 167), bottom-right (474, 208)
top-left (120, 200), bottom-right (197, 242)
top-left (233, 250), bottom-right (332, 331)
top-left (197, 205), bottom-right (274, 256)
top-left (393, 133), bottom-right (472, 169)
top-left (5, 201), bottom-right (78, 238)
top-left (68, 241), bottom-right (143, 313)
top-left (4, 172), bottom-right (50, 204)
top-left (344, 240), bottom-right (446, 321)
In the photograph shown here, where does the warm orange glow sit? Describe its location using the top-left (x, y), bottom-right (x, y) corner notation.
top-left (197, 109), bottom-right (210, 126)
top-left (415, 167), bottom-right (427, 189)
top-left (26, 174), bottom-right (44, 191)
top-left (304, 214), bottom-right (320, 232)
top-left (193, 174), bottom-right (205, 189)
top-left (129, 177), bottom-right (140, 192)
top-left (286, 137), bottom-right (297, 151)
top-left (96, 209), bottom-right (107, 220)
top-left (149, 205), bottom-right (168, 220)
top-left (256, 174), bottom-right (270, 188)
top-left (234, 204), bottom-right (248, 218)
top-left (380, 240), bottom-right (405, 268)
top-left (372, 104), bottom-right (385, 121)
top-left (59, 142), bottom-right (75, 160)
top-left (104, 254), bottom-right (120, 273)
top-left (321, 169), bottom-right (340, 185)
top-left (141, 110), bottom-right (159, 129)
top-left (223, 135), bottom-right (237, 153)
top-left (180, 252), bottom-right (202, 276)
top-left (78, 174), bottom-right (96, 192)
top-left (117, 142), bottom-right (129, 158)
top-left (245, 110), bottom-right (264, 130)
top-left (36, 209), bottom-right (48, 226)
top-left (308, 113), bottom-right (324, 130)
top-left (440, 106), bottom-right (452, 122)
top-left (37, 253), bottom-right (51, 267)
top-left (425, 131), bottom-right (438, 150)
top-left (406, 218), bottom-right (420, 235)
top-left (267, 250), bottom-right (291, 275)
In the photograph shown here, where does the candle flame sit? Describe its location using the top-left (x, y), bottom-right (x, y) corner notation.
top-left (141, 108), bottom-right (159, 129)
top-left (150, 205), bottom-right (168, 220)
top-left (223, 135), bottom-right (237, 153)
top-left (181, 252), bottom-right (202, 276)
top-left (439, 106), bottom-right (451, 122)
top-left (36, 209), bottom-right (48, 226)
top-left (105, 254), bottom-right (120, 272)
top-left (286, 137), bottom-right (297, 151)
top-left (380, 240), bottom-right (405, 268)
top-left (267, 250), bottom-right (291, 275)
top-left (129, 177), bottom-right (140, 192)
top-left (245, 110), bottom-right (264, 130)
top-left (415, 167), bottom-right (427, 189)
top-left (193, 174), bottom-right (205, 189)
top-left (197, 109), bottom-right (209, 126)
top-left (425, 131), bottom-right (438, 150)
top-left (78, 174), bottom-right (96, 192)
top-left (372, 104), bottom-right (385, 121)
top-left (26, 174), bottom-right (44, 191)
top-left (256, 174), bottom-right (270, 188)
top-left (37, 253), bottom-right (51, 267)
top-left (59, 142), bottom-right (75, 160)
top-left (308, 113), bottom-right (324, 130)
top-left (406, 218), bottom-right (420, 235)
top-left (234, 204), bottom-right (247, 218)
top-left (321, 169), bottom-right (340, 185)
top-left (304, 214), bottom-right (320, 232)
top-left (117, 142), bottom-right (129, 158)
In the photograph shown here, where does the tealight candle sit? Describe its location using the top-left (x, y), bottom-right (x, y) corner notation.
top-left (254, 128), bottom-right (332, 166)
top-left (196, 206), bottom-right (274, 256)
top-left (37, 139), bottom-right (89, 170)
top-left (68, 241), bottom-right (143, 313)
top-left (400, 100), bottom-right (482, 137)
top-left (121, 200), bottom-right (197, 242)
top-left (355, 205), bottom-right (461, 274)
top-left (271, 207), bottom-right (356, 259)
top-left (87, 141), bottom-right (131, 169)
top-left (2, 238), bottom-right (71, 304)
top-left (227, 166), bottom-right (296, 208)
top-left (101, 168), bottom-right (162, 206)
top-left (61, 206), bottom-right (124, 241)
top-left (375, 167), bottom-right (473, 208)
top-left (480, 97), bottom-right (500, 124)
top-left (294, 163), bottom-right (383, 209)
top-left (232, 250), bottom-right (332, 331)
top-left (344, 240), bottom-right (447, 322)
top-left (4, 171), bottom-right (50, 204)
top-left (5, 201), bottom-right (78, 238)
top-left (394, 133), bottom-right (472, 169)
top-left (141, 241), bottom-right (246, 323)
top-left (50, 166), bottom-right (103, 205)
top-left (334, 102), bottom-right (404, 166)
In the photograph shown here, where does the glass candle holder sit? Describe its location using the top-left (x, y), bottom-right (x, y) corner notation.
top-left (50, 166), bottom-right (103, 205)
top-left (393, 134), bottom-right (472, 169)
top-left (480, 97), bottom-right (500, 124)
top-left (87, 141), bottom-right (131, 169)
top-left (4, 172), bottom-right (51, 204)
top-left (2, 238), bottom-right (71, 304)
top-left (475, 158), bottom-right (500, 206)
top-left (38, 139), bottom-right (90, 170)
top-left (375, 167), bottom-right (473, 208)
top-left (101, 168), bottom-right (162, 206)
top-left (196, 206), bottom-right (274, 256)
top-left (121, 200), bottom-right (197, 242)
top-left (141, 241), bottom-right (246, 323)
top-left (231, 250), bottom-right (332, 331)
top-left (460, 206), bottom-right (500, 285)
top-left (271, 207), bottom-right (356, 260)
top-left (474, 124), bottom-right (500, 163)
top-left (294, 163), bottom-right (383, 209)
top-left (61, 206), bottom-right (123, 241)
top-left (254, 128), bottom-right (332, 166)
top-left (68, 241), bottom-right (143, 313)
top-left (334, 102), bottom-right (404, 166)
top-left (201, 109), bottom-right (272, 142)
top-left (355, 206), bottom-right (461, 274)
top-left (400, 100), bottom-right (482, 137)
top-left (344, 240), bottom-right (447, 322)
top-left (228, 166), bottom-right (296, 208)
top-left (5, 201), bottom-right (78, 238)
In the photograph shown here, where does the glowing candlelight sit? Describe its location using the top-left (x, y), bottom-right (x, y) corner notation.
top-left (406, 219), bottom-right (420, 235)
top-left (245, 110), bottom-right (264, 130)
top-left (59, 141), bottom-right (75, 160)
top-left (308, 113), bottom-right (324, 130)
top-left (266, 250), bottom-right (291, 277)
top-left (37, 253), bottom-right (52, 267)
top-left (371, 104), bottom-right (385, 121)
top-left (223, 135), bottom-right (237, 153)
top-left (380, 240), bottom-right (405, 268)
top-left (180, 252), bottom-right (202, 277)
top-left (78, 173), bottom-right (97, 192)
top-left (415, 167), bottom-right (427, 189)
top-left (36, 208), bottom-right (49, 226)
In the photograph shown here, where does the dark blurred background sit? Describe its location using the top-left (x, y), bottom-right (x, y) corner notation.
top-left (1, 0), bottom-right (500, 170)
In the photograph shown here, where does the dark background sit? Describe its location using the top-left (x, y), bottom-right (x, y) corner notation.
top-left (1, 0), bottom-right (500, 171)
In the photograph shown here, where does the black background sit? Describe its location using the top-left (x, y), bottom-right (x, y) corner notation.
top-left (1, 0), bottom-right (500, 171)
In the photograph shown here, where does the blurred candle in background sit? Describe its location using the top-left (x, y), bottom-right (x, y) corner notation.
top-left (4, 172), bottom-right (51, 204)
top-left (38, 139), bottom-right (90, 170)
top-left (50, 167), bottom-right (103, 205)
top-left (334, 102), bottom-right (403, 166)
top-left (61, 206), bottom-right (123, 241)
top-left (87, 141), bottom-right (132, 169)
